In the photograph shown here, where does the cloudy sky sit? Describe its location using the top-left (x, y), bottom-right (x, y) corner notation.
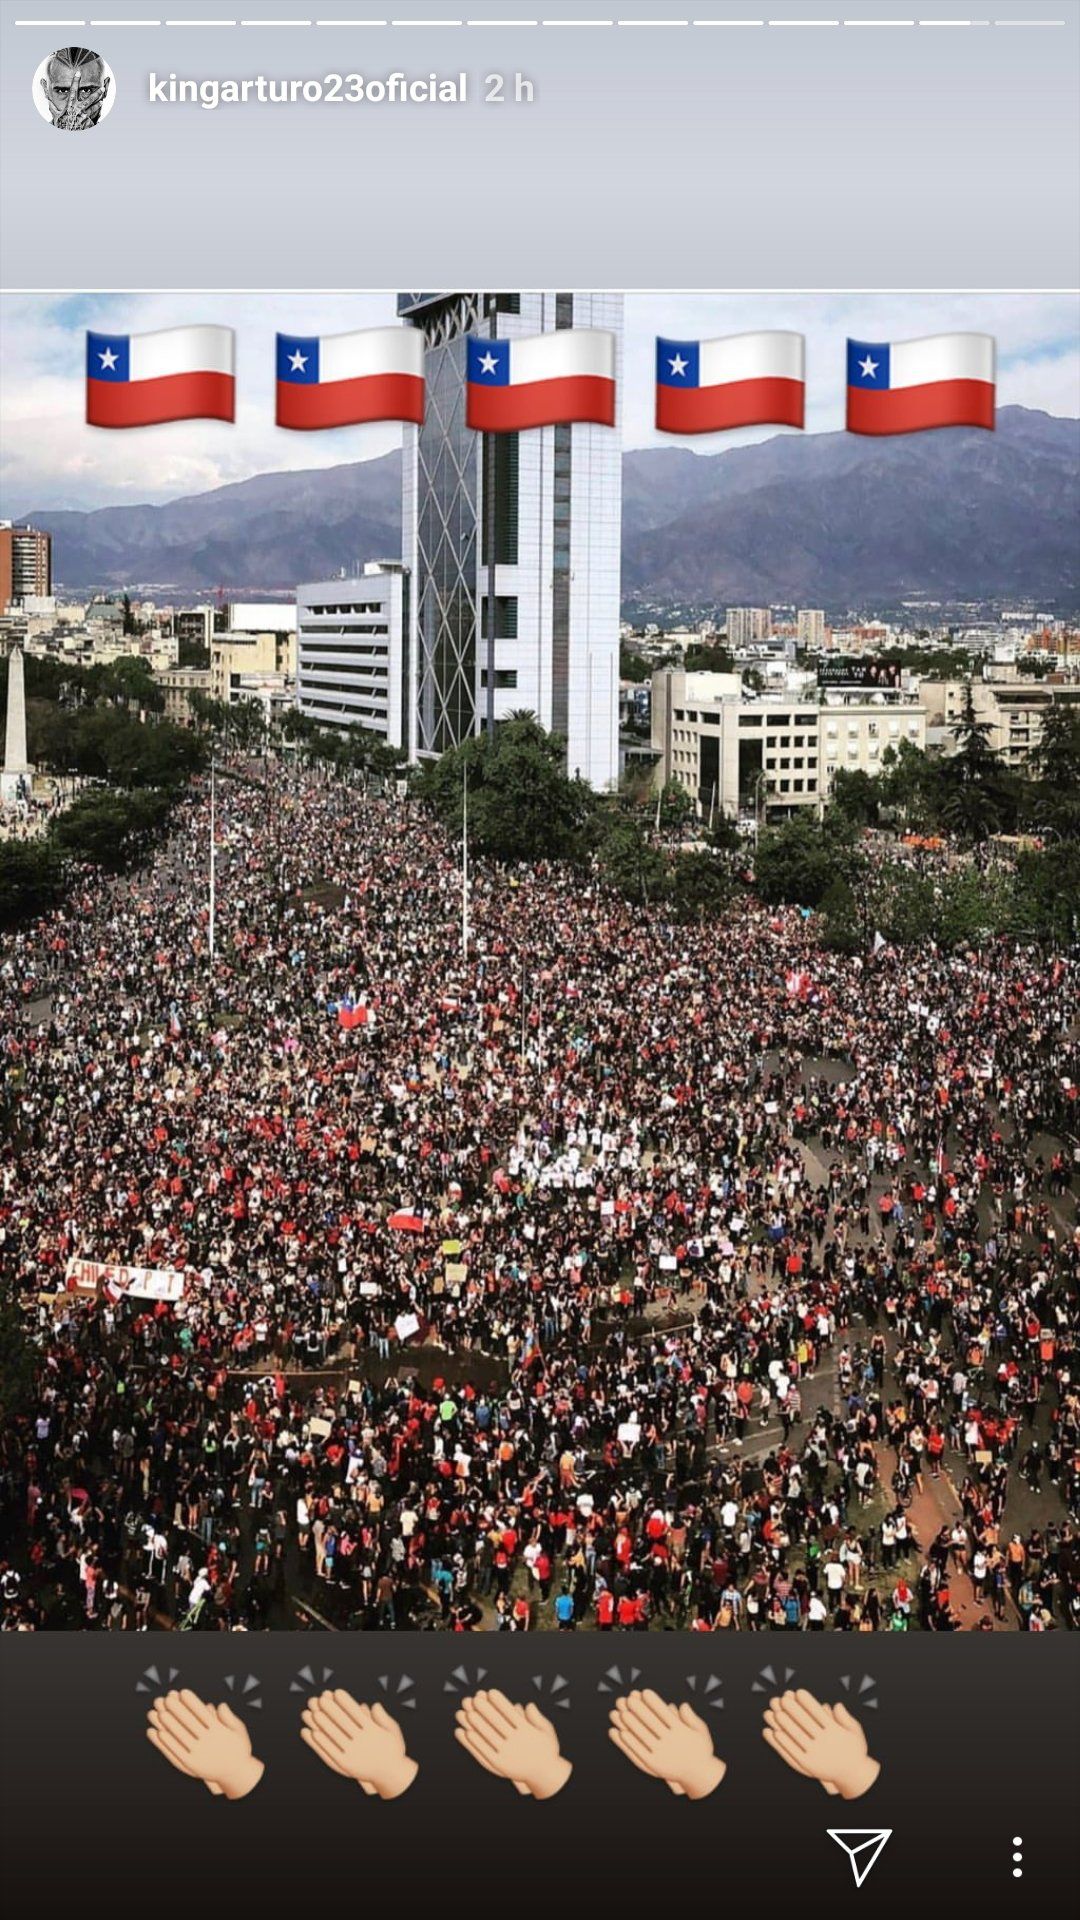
top-left (2, 289), bottom-right (1077, 514)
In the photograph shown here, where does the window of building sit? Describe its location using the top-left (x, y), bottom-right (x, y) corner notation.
top-left (482, 431), bottom-right (519, 567)
top-left (480, 596), bottom-right (519, 640)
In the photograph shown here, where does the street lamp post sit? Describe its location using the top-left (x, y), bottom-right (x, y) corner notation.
top-left (208, 754), bottom-right (216, 966)
top-left (461, 764), bottom-right (469, 963)
top-left (753, 769), bottom-right (769, 846)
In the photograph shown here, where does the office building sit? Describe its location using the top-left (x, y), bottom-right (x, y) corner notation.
top-left (920, 676), bottom-right (1080, 767)
top-left (0, 523), bottom-right (52, 611)
top-left (398, 291), bottom-right (623, 789)
top-left (156, 665), bottom-right (211, 725)
top-left (211, 626), bottom-right (296, 704)
top-left (296, 563), bottom-right (407, 743)
top-left (652, 667), bottom-right (926, 820)
top-left (174, 606), bottom-right (217, 650)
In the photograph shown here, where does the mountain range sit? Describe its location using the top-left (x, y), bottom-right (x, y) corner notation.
top-left (14, 405), bottom-right (1078, 610)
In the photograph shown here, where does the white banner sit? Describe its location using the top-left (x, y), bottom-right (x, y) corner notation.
top-left (65, 1257), bottom-right (186, 1304)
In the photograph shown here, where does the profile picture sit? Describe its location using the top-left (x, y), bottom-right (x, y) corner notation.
top-left (32, 46), bottom-right (115, 131)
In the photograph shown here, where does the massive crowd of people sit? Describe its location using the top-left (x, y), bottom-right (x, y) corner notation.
top-left (1, 763), bottom-right (1078, 1633)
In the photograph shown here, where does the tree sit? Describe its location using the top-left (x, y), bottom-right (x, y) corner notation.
top-left (658, 778), bottom-right (693, 830)
top-left (54, 787), bottom-right (174, 871)
top-left (618, 758), bottom-right (661, 811)
top-left (1013, 841), bottom-right (1080, 945)
top-left (619, 642), bottom-right (651, 685)
top-left (88, 654), bottom-right (164, 714)
top-left (597, 815), bottom-right (668, 906)
top-left (1029, 701), bottom-right (1080, 839)
top-left (420, 716), bottom-right (596, 864)
top-left (879, 738), bottom-right (932, 828)
top-left (830, 766), bottom-right (881, 828)
top-left (865, 863), bottom-right (937, 948)
top-left (936, 683), bottom-right (1017, 842)
top-left (0, 1302), bottom-right (37, 1427)
top-left (932, 866), bottom-right (1013, 949)
top-left (755, 815), bottom-right (862, 909)
top-left (189, 691), bottom-right (231, 734)
top-left (706, 811), bottom-right (742, 854)
top-left (0, 840), bottom-right (64, 929)
top-left (683, 643), bottom-right (735, 674)
top-left (819, 874), bottom-right (861, 953)
top-left (668, 851), bottom-right (732, 923)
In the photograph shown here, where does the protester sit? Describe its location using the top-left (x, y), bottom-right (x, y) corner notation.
top-left (1, 764), bottom-right (1077, 1632)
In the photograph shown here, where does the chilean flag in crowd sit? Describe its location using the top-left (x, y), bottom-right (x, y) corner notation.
top-left (847, 333), bottom-right (995, 435)
top-left (276, 326), bottom-right (425, 430)
top-left (466, 329), bottom-right (616, 432)
top-left (656, 331), bottom-right (805, 434)
top-left (86, 325), bottom-right (235, 428)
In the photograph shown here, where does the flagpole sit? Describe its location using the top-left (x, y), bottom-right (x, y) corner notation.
top-left (208, 754), bottom-right (216, 966)
top-left (484, 426), bottom-right (497, 741)
top-left (461, 763), bottom-right (469, 963)
top-left (484, 313), bottom-right (498, 740)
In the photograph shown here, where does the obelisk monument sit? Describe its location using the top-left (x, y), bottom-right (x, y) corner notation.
top-left (2, 644), bottom-right (33, 805)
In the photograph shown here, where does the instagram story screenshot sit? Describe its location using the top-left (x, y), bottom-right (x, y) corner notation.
top-left (0, 5), bottom-right (1078, 1914)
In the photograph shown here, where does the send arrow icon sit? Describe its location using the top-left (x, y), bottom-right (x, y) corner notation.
top-left (827, 1829), bottom-right (892, 1889)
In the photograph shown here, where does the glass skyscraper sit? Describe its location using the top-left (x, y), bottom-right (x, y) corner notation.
top-left (398, 291), bottom-right (623, 790)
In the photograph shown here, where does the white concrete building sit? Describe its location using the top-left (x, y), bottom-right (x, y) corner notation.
top-left (296, 563), bottom-right (407, 744)
top-left (652, 667), bottom-right (926, 820)
top-left (919, 675), bottom-right (1080, 767)
top-left (399, 291), bottom-right (623, 789)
